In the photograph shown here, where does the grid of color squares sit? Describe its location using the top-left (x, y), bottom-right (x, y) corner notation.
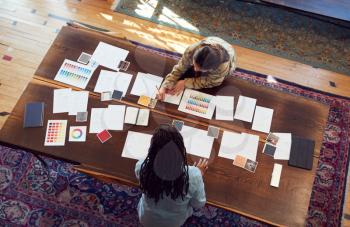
top-left (185, 94), bottom-right (211, 114)
top-left (59, 62), bottom-right (91, 81)
top-left (54, 59), bottom-right (94, 89)
top-left (44, 120), bottom-right (67, 146)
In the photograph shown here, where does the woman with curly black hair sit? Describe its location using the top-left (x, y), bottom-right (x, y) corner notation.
top-left (135, 124), bottom-right (208, 227)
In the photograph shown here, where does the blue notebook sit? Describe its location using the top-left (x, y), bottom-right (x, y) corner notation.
top-left (23, 102), bottom-right (44, 128)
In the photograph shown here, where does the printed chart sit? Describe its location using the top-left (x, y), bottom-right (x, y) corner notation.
top-left (178, 89), bottom-right (216, 119)
top-left (54, 59), bottom-right (95, 89)
top-left (44, 120), bottom-right (67, 146)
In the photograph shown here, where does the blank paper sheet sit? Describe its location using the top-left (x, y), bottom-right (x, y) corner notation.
top-left (122, 131), bottom-right (152, 160)
top-left (252, 106), bottom-right (274, 133)
top-left (234, 96), bottom-right (257, 122)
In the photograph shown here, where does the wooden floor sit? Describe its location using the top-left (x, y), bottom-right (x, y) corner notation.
top-left (0, 0), bottom-right (349, 225)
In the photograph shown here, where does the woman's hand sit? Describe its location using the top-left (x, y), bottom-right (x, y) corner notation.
top-left (194, 158), bottom-right (209, 176)
top-left (168, 80), bottom-right (185, 96)
top-left (156, 87), bottom-right (167, 101)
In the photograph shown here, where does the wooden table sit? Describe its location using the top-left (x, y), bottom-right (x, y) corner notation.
top-left (0, 26), bottom-right (330, 226)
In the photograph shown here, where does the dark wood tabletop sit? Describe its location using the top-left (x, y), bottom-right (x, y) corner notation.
top-left (0, 26), bottom-right (330, 226)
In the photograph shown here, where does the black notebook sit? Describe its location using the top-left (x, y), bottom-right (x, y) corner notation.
top-left (23, 102), bottom-right (44, 128)
top-left (288, 135), bottom-right (315, 170)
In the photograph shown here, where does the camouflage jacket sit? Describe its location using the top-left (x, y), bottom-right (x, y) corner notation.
top-left (162, 37), bottom-right (236, 89)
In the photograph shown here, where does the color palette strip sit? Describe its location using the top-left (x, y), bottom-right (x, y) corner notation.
top-left (44, 120), bottom-right (67, 146)
top-left (54, 59), bottom-right (94, 89)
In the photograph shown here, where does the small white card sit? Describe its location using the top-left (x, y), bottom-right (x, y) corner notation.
top-left (69, 126), bottom-right (87, 142)
top-left (136, 109), bottom-right (150, 126)
top-left (125, 107), bottom-right (139, 125)
top-left (270, 163), bottom-right (283, 187)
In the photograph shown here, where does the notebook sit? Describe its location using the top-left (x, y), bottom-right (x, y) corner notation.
top-left (288, 135), bottom-right (315, 170)
top-left (23, 102), bottom-right (44, 128)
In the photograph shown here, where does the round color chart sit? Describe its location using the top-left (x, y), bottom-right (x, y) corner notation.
top-left (71, 128), bottom-right (83, 139)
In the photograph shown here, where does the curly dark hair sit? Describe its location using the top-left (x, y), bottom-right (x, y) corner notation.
top-left (139, 124), bottom-right (189, 203)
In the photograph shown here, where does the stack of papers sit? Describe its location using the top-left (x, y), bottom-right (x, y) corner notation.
top-left (234, 96), bottom-right (257, 122)
top-left (252, 106), bottom-right (274, 133)
top-left (91, 42), bottom-right (129, 71)
top-left (180, 125), bottom-right (214, 159)
top-left (215, 96), bottom-right (234, 121)
top-left (89, 105), bottom-right (126, 133)
top-left (218, 131), bottom-right (259, 161)
top-left (53, 88), bottom-right (89, 116)
top-left (121, 131), bottom-right (152, 160)
top-left (94, 70), bottom-right (133, 97)
top-left (130, 72), bottom-right (163, 99)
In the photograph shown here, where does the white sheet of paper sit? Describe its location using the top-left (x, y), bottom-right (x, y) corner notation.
top-left (53, 88), bottom-right (72, 113)
top-left (178, 89), bottom-right (217, 120)
top-left (105, 105), bottom-right (126, 130)
top-left (252, 106), bottom-right (274, 133)
top-left (218, 131), bottom-right (259, 161)
top-left (136, 109), bottom-right (150, 126)
top-left (68, 91), bottom-right (89, 115)
top-left (215, 96), bottom-right (234, 121)
top-left (273, 133), bottom-right (292, 160)
top-left (94, 70), bottom-right (133, 97)
top-left (125, 107), bottom-right (139, 124)
top-left (89, 108), bottom-right (107, 133)
top-left (130, 72), bottom-right (163, 99)
top-left (180, 125), bottom-right (214, 159)
top-left (164, 91), bottom-right (184, 105)
top-left (122, 131), bottom-right (152, 160)
top-left (91, 42), bottom-right (129, 71)
top-left (234, 96), bottom-right (257, 122)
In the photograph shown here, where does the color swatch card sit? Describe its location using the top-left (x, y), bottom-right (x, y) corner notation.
top-left (54, 59), bottom-right (95, 89)
top-left (69, 126), bottom-right (87, 142)
top-left (130, 73), bottom-right (163, 99)
top-left (233, 155), bottom-right (258, 173)
top-left (94, 70), bottom-right (133, 97)
top-left (180, 125), bottom-right (214, 159)
top-left (234, 96), bottom-right (257, 122)
top-left (97, 129), bottom-right (112, 143)
top-left (252, 106), bottom-right (274, 133)
top-left (91, 42), bottom-right (129, 71)
top-left (44, 120), bottom-right (67, 146)
top-left (122, 131), bottom-right (152, 160)
top-left (215, 96), bottom-right (234, 121)
top-left (218, 131), bottom-right (259, 161)
top-left (178, 89), bottom-right (216, 119)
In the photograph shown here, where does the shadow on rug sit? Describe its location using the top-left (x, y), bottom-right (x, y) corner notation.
top-left (115, 0), bottom-right (350, 76)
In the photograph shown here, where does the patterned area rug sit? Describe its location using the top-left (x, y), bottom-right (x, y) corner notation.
top-left (114, 0), bottom-right (350, 76)
top-left (1, 43), bottom-right (350, 226)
